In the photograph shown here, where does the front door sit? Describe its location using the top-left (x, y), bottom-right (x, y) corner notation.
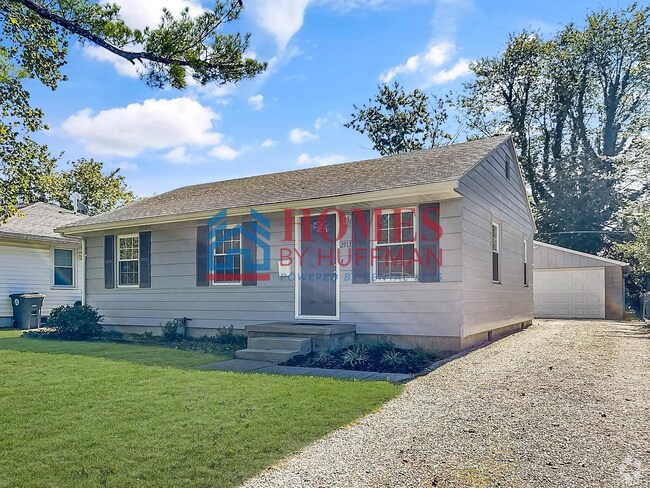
top-left (299, 214), bottom-right (337, 317)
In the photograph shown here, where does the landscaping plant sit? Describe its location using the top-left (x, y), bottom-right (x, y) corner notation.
top-left (44, 304), bottom-right (103, 340)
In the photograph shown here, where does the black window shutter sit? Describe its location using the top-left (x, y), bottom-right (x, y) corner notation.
top-left (241, 221), bottom-right (257, 286)
top-left (104, 235), bottom-right (115, 289)
top-left (196, 225), bottom-right (209, 287)
top-left (139, 231), bottom-right (151, 288)
top-left (419, 203), bottom-right (441, 283)
top-left (352, 210), bottom-right (370, 284)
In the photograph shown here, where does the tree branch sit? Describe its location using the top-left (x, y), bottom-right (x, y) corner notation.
top-left (12, 0), bottom-right (240, 70)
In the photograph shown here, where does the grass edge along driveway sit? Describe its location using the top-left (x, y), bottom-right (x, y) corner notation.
top-left (0, 330), bottom-right (401, 487)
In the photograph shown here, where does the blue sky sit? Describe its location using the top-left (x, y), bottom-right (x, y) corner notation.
top-left (27, 0), bottom-right (633, 197)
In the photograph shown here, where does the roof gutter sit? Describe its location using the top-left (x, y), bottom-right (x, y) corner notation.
top-left (56, 180), bottom-right (460, 236)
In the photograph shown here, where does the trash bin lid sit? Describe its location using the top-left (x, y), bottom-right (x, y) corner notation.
top-left (9, 293), bottom-right (47, 299)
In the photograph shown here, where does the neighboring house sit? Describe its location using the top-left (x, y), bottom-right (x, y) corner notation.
top-left (0, 203), bottom-right (87, 327)
top-left (533, 240), bottom-right (628, 320)
top-left (57, 136), bottom-right (536, 353)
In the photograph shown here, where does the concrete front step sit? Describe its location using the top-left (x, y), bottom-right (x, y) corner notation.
top-left (248, 337), bottom-right (312, 355)
top-left (235, 348), bottom-right (302, 363)
top-left (246, 322), bottom-right (356, 353)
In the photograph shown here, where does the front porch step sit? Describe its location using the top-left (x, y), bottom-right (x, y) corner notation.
top-left (248, 337), bottom-right (312, 355)
top-left (245, 322), bottom-right (356, 353)
top-left (235, 348), bottom-right (302, 363)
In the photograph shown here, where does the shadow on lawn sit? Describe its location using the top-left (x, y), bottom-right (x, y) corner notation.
top-left (0, 329), bottom-right (232, 369)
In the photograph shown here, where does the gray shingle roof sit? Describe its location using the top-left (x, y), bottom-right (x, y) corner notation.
top-left (60, 135), bottom-right (510, 231)
top-left (0, 202), bottom-right (87, 244)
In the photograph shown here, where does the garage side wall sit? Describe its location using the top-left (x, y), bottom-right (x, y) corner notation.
top-left (604, 266), bottom-right (625, 320)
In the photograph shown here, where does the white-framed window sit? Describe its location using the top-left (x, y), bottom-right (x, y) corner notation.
top-left (373, 209), bottom-right (417, 281)
top-left (53, 248), bottom-right (74, 287)
top-left (117, 234), bottom-right (139, 287)
top-left (212, 228), bottom-right (242, 284)
top-left (523, 239), bottom-right (528, 286)
top-left (492, 222), bottom-right (500, 283)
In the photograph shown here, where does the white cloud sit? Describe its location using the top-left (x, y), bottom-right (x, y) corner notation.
top-left (104, 0), bottom-right (205, 30)
top-left (380, 41), bottom-right (454, 83)
top-left (248, 94), bottom-right (265, 111)
top-left (109, 161), bottom-right (139, 172)
top-left (164, 146), bottom-right (193, 164)
top-left (247, 0), bottom-right (310, 51)
top-left (261, 139), bottom-right (277, 148)
top-left (209, 145), bottom-right (241, 160)
top-left (429, 58), bottom-right (471, 84)
top-left (313, 111), bottom-right (345, 130)
top-left (84, 46), bottom-right (140, 78)
top-left (297, 153), bottom-right (346, 167)
top-left (61, 97), bottom-right (223, 158)
top-left (288, 128), bottom-right (318, 144)
top-left (247, 1), bottom-right (418, 51)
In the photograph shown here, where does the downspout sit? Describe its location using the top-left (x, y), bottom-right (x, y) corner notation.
top-left (81, 237), bottom-right (86, 306)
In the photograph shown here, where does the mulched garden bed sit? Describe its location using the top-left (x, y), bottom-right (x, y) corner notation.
top-left (281, 340), bottom-right (437, 374)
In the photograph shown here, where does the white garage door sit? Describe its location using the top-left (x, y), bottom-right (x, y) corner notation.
top-left (534, 268), bottom-right (606, 319)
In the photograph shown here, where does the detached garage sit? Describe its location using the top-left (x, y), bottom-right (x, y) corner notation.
top-left (533, 241), bottom-right (628, 320)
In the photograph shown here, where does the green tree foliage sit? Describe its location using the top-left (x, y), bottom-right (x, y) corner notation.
top-left (50, 159), bottom-right (135, 215)
top-left (461, 4), bottom-right (650, 254)
top-left (345, 82), bottom-right (454, 156)
top-left (0, 0), bottom-right (265, 222)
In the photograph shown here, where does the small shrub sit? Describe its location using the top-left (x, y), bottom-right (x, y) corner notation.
top-left (214, 325), bottom-right (247, 348)
top-left (46, 305), bottom-right (103, 340)
top-left (161, 320), bottom-right (182, 342)
top-left (341, 343), bottom-right (368, 368)
top-left (310, 352), bottom-right (336, 368)
top-left (367, 336), bottom-right (396, 361)
top-left (381, 350), bottom-right (406, 367)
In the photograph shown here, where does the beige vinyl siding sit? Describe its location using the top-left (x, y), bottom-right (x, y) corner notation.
top-left (534, 244), bottom-right (618, 269)
top-left (458, 143), bottom-right (535, 336)
top-left (84, 199), bottom-right (464, 338)
top-left (0, 240), bottom-right (83, 324)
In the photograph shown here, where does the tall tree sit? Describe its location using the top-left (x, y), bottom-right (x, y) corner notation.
top-left (461, 3), bottom-right (650, 254)
top-left (49, 159), bottom-right (135, 216)
top-left (0, 1), bottom-right (266, 222)
top-left (345, 82), bottom-right (454, 156)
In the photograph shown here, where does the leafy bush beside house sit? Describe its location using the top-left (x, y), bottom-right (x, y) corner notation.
top-left (45, 304), bottom-right (103, 340)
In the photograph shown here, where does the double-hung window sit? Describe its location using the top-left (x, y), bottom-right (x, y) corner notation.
top-left (118, 235), bottom-right (139, 286)
top-left (492, 223), bottom-right (500, 283)
top-left (375, 210), bottom-right (416, 281)
top-left (53, 249), bottom-right (74, 287)
top-left (523, 239), bottom-right (528, 286)
top-left (213, 228), bottom-right (241, 284)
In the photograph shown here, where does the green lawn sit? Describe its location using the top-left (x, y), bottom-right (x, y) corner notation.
top-left (0, 330), bottom-right (401, 487)
top-left (0, 329), bottom-right (231, 369)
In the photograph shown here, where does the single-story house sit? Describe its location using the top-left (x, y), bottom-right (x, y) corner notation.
top-left (0, 202), bottom-right (87, 327)
top-left (533, 240), bottom-right (628, 320)
top-left (57, 135), bottom-right (536, 355)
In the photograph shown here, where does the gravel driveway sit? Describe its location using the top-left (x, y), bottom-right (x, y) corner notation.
top-left (242, 320), bottom-right (650, 487)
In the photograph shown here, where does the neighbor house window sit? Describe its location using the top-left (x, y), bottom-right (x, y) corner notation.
top-left (492, 223), bottom-right (500, 283)
top-left (505, 158), bottom-right (511, 179)
top-left (374, 209), bottom-right (416, 281)
top-left (118, 235), bottom-right (139, 286)
top-left (523, 239), bottom-right (528, 286)
top-left (53, 248), bottom-right (74, 287)
top-left (213, 228), bottom-right (241, 284)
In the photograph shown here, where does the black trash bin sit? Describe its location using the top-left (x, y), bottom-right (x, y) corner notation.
top-left (9, 293), bottom-right (46, 330)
